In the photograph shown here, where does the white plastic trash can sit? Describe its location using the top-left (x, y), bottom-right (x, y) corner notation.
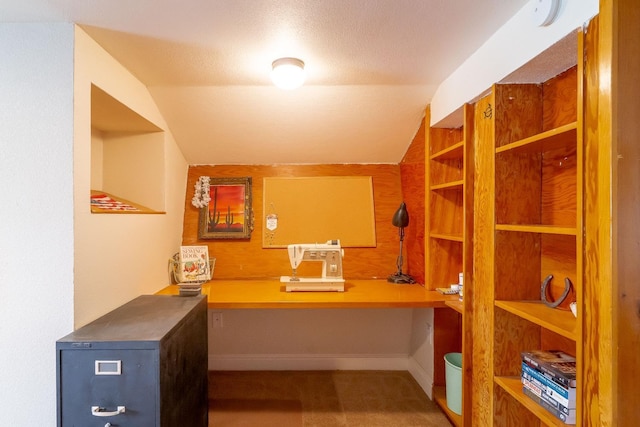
top-left (444, 352), bottom-right (462, 415)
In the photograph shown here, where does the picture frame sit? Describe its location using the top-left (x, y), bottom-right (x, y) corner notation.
top-left (198, 177), bottom-right (253, 240)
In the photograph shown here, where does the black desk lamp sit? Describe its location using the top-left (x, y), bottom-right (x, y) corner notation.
top-left (387, 202), bottom-right (415, 284)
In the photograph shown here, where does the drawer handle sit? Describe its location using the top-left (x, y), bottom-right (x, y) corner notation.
top-left (91, 406), bottom-right (126, 417)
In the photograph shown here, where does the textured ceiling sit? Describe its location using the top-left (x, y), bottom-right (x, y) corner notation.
top-left (2, 0), bottom-right (531, 164)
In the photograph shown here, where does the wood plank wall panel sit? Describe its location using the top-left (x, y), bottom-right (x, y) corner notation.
top-left (182, 164), bottom-right (405, 281)
top-left (494, 231), bottom-right (541, 301)
top-left (542, 66), bottom-right (578, 131)
top-left (494, 84), bottom-right (543, 147)
top-left (433, 308), bottom-right (462, 386)
top-left (541, 145), bottom-right (578, 227)
top-left (493, 386), bottom-right (539, 427)
top-left (400, 117), bottom-right (426, 284)
top-left (494, 85), bottom-right (543, 226)
top-left (542, 66), bottom-right (579, 229)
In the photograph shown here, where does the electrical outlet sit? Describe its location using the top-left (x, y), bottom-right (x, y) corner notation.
top-left (211, 312), bottom-right (223, 328)
top-left (426, 322), bottom-right (433, 345)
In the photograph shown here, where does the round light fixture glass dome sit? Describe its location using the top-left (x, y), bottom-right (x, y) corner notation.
top-left (271, 57), bottom-right (306, 90)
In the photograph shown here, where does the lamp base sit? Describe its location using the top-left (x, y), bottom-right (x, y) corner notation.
top-left (387, 273), bottom-right (415, 284)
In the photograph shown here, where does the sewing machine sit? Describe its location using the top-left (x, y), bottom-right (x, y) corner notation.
top-left (280, 239), bottom-right (345, 292)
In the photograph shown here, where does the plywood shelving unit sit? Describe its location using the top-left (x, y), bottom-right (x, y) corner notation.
top-left (473, 27), bottom-right (587, 426)
top-left (425, 104), bottom-right (474, 426)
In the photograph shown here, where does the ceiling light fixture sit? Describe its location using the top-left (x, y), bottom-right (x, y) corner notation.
top-left (271, 57), bottom-right (306, 90)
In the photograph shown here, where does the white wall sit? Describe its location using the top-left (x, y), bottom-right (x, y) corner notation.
top-left (430, 0), bottom-right (599, 126)
top-left (408, 308), bottom-right (436, 398)
top-left (208, 308), bottom-right (415, 369)
top-left (0, 23), bottom-right (75, 426)
top-left (73, 27), bottom-right (189, 327)
top-left (0, 23), bottom-right (189, 425)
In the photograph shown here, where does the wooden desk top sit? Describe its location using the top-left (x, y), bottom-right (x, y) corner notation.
top-left (156, 279), bottom-right (458, 309)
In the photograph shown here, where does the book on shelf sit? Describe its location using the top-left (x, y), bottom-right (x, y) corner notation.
top-left (436, 287), bottom-right (459, 295)
top-left (522, 366), bottom-right (574, 415)
top-left (521, 349), bottom-right (577, 389)
top-left (522, 382), bottom-right (576, 424)
top-left (522, 362), bottom-right (576, 409)
top-left (177, 245), bottom-right (211, 283)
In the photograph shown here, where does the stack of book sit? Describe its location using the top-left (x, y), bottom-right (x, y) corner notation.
top-left (172, 246), bottom-right (213, 296)
top-left (521, 350), bottom-right (577, 425)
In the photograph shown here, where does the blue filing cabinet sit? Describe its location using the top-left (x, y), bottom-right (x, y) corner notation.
top-left (56, 295), bottom-right (208, 427)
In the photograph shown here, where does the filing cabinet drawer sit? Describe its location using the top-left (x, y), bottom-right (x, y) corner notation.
top-left (59, 349), bottom-right (157, 426)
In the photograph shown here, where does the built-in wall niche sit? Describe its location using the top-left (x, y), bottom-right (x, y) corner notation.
top-left (90, 84), bottom-right (165, 213)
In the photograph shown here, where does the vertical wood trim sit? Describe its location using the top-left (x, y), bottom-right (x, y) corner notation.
top-left (471, 92), bottom-right (495, 426)
top-left (575, 26), bottom-right (585, 427)
top-left (595, 6), bottom-right (616, 426)
top-left (461, 103), bottom-right (475, 427)
top-left (584, 9), bottom-right (614, 427)
top-left (424, 106), bottom-right (432, 288)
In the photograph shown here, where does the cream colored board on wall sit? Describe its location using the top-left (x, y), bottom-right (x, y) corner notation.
top-left (262, 176), bottom-right (376, 248)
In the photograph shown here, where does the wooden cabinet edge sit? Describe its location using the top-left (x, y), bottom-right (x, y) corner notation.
top-left (445, 300), bottom-right (464, 314)
top-left (495, 224), bottom-right (577, 235)
top-left (495, 122), bottom-right (577, 155)
top-left (495, 300), bottom-right (577, 341)
top-left (430, 140), bottom-right (464, 160)
top-left (433, 385), bottom-right (462, 426)
top-left (431, 180), bottom-right (464, 191)
top-left (494, 376), bottom-right (569, 427)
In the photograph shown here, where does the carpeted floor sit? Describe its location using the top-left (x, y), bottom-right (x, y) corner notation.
top-left (208, 370), bottom-right (453, 427)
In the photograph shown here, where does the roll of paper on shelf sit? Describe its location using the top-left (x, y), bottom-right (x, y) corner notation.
top-left (458, 272), bottom-right (464, 301)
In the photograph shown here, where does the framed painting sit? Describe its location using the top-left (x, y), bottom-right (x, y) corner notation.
top-left (198, 177), bottom-right (253, 239)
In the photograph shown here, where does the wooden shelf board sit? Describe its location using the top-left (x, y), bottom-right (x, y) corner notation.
top-left (495, 300), bottom-right (577, 340)
top-left (495, 122), bottom-right (577, 155)
top-left (496, 224), bottom-right (577, 236)
top-left (430, 141), bottom-right (464, 160)
top-left (494, 376), bottom-right (570, 427)
top-left (90, 190), bottom-right (164, 214)
top-left (429, 233), bottom-right (464, 242)
top-left (433, 386), bottom-right (462, 426)
top-left (445, 300), bottom-right (464, 314)
top-left (430, 180), bottom-right (464, 191)
top-left (157, 279), bottom-right (461, 309)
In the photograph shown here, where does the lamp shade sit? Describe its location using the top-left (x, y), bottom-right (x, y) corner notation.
top-left (271, 57), bottom-right (306, 90)
top-left (391, 202), bottom-right (409, 228)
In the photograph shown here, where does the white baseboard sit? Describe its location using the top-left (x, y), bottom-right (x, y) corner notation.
top-left (209, 354), bottom-right (409, 372)
top-left (407, 356), bottom-right (434, 400)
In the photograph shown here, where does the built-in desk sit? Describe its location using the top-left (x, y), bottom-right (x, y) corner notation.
top-left (156, 279), bottom-right (458, 309)
top-left (157, 278), bottom-right (460, 422)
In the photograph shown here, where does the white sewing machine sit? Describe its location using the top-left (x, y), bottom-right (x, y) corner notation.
top-left (280, 239), bottom-right (345, 292)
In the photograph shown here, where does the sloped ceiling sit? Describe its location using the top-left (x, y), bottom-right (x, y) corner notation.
top-left (2, 0), bottom-right (530, 164)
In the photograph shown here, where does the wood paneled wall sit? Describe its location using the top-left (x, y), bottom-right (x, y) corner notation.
top-left (182, 164), bottom-right (414, 281)
top-left (400, 117), bottom-right (426, 284)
